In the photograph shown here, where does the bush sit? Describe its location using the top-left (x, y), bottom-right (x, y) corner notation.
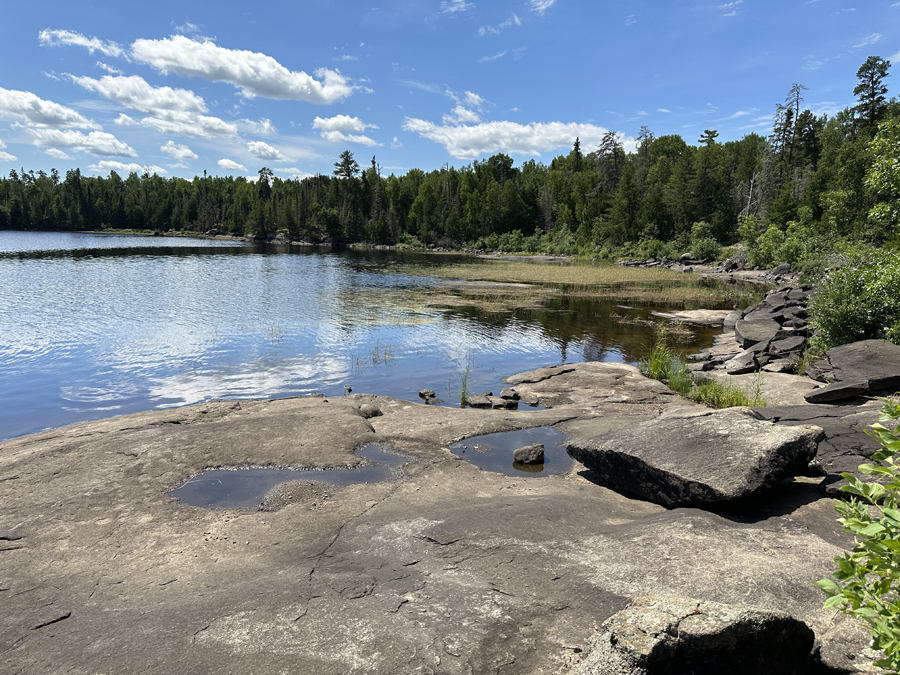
top-left (818, 396), bottom-right (900, 672)
top-left (691, 237), bottom-right (721, 261)
top-left (809, 248), bottom-right (900, 350)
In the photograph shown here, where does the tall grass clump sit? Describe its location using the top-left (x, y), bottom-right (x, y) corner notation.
top-left (640, 325), bottom-right (767, 408)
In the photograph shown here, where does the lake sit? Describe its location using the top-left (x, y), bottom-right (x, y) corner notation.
top-left (0, 232), bottom-right (721, 441)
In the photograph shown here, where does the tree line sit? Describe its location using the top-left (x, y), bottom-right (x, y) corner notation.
top-left (0, 56), bottom-right (896, 265)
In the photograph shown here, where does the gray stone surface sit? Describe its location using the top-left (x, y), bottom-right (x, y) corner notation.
top-left (514, 443), bottom-right (545, 464)
top-left (804, 340), bottom-right (900, 403)
top-left (566, 407), bottom-right (823, 507)
top-left (735, 317), bottom-right (782, 348)
top-left (571, 595), bottom-right (815, 675)
top-left (0, 366), bottom-right (877, 674)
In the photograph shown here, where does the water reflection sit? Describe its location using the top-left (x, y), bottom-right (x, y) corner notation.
top-left (0, 233), bottom-right (721, 441)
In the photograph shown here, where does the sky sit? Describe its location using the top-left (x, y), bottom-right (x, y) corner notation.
top-left (0, 0), bottom-right (898, 181)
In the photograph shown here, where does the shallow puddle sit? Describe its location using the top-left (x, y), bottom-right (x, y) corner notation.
top-left (450, 426), bottom-right (572, 476)
top-left (170, 444), bottom-right (409, 510)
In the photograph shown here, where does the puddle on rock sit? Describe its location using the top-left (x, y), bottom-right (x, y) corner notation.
top-left (450, 426), bottom-right (572, 477)
top-left (170, 444), bottom-right (410, 510)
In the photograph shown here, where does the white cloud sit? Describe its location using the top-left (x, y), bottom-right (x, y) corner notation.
top-left (0, 87), bottom-right (100, 129)
top-left (173, 22), bottom-right (202, 35)
top-left (529, 0), bottom-right (556, 15)
top-left (480, 12), bottom-right (520, 35)
top-left (391, 136), bottom-right (403, 149)
top-left (853, 33), bottom-right (881, 48)
top-left (444, 105), bottom-right (482, 124)
top-left (141, 112), bottom-right (237, 138)
top-left (479, 50), bottom-right (508, 63)
top-left (114, 113), bottom-right (138, 125)
top-left (240, 118), bottom-right (277, 135)
top-left (319, 130), bottom-right (382, 146)
top-left (96, 62), bottom-right (123, 75)
top-left (441, 0), bottom-right (473, 14)
top-left (312, 115), bottom-right (380, 146)
top-left (161, 140), bottom-right (198, 160)
top-left (87, 160), bottom-right (167, 175)
top-left (658, 108), bottom-right (671, 113)
top-left (625, 14), bottom-right (637, 25)
top-left (218, 158), bottom-right (247, 173)
top-left (718, 0), bottom-right (743, 15)
top-left (38, 29), bottom-right (125, 58)
top-left (131, 35), bottom-right (352, 103)
top-left (274, 167), bottom-right (314, 179)
top-left (44, 148), bottom-right (73, 160)
top-left (0, 151), bottom-right (17, 162)
top-left (403, 117), bottom-right (634, 159)
top-left (70, 74), bottom-right (207, 114)
top-left (247, 141), bottom-right (285, 160)
top-left (312, 114), bottom-right (379, 133)
top-left (28, 128), bottom-right (137, 157)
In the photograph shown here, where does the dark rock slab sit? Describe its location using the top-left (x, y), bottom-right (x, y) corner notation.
top-left (571, 595), bottom-right (815, 675)
top-left (725, 349), bottom-right (760, 375)
top-left (804, 340), bottom-right (900, 403)
top-left (735, 318), bottom-right (782, 348)
top-left (805, 380), bottom-right (872, 403)
top-left (566, 408), bottom-right (823, 507)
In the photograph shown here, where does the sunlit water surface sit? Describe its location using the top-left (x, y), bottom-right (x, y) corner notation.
top-left (0, 232), bottom-right (721, 441)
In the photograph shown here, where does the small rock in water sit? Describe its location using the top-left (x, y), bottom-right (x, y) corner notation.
top-left (499, 387), bottom-right (520, 400)
top-left (418, 389), bottom-right (436, 399)
top-left (513, 443), bottom-right (545, 465)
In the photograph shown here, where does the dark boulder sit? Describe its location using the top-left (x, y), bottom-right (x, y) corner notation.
top-left (804, 339), bottom-right (900, 403)
top-left (513, 443), bottom-right (544, 464)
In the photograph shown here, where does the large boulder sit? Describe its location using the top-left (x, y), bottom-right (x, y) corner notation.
top-left (571, 595), bottom-right (816, 675)
top-left (805, 339), bottom-right (900, 402)
top-left (566, 407), bottom-right (823, 507)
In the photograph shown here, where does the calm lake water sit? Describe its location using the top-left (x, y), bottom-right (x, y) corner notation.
top-left (0, 232), bottom-right (720, 441)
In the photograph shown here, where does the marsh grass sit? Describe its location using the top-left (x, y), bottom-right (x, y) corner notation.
top-left (353, 340), bottom-right (397, 371)
top-left (640, 325), bottom-right (767, 408)
top-left (398, 259), bottom-right (759, 307)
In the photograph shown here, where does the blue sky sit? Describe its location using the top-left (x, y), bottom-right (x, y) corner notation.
top-left (0, 0), bottom-right (897, 180)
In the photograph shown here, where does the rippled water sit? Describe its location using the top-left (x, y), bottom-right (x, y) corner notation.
top-left (0, 232), bottom-right (719, 441)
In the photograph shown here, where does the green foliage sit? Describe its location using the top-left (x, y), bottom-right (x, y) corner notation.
top-left (818, 396), bottom-right (900, 672)
top-left (866, 117), bottom-right (900, 239)
top-left (691, 237), bottom-right (721, 261)
top-left (809, 248), bottom-right (900, 350)
top-left (692, 373), bottom-right (766, 408)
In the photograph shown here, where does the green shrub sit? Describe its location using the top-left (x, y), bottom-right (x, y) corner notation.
top-left (641, 238), bottom-right (673, 260)
top-left (809, 248), bottom-right (900, 350)
top-left (691, 237), bottom-right (721, 261)
top-left (818, 396), bottom-right (900, 672)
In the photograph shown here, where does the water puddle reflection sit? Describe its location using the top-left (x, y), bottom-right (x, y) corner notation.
top-left (170, 444), bottom-right (410, 510)
top-left (450, 426), bottom-right (571, 476)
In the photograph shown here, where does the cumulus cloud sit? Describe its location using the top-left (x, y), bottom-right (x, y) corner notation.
top-left (239, 118), bottom-right (277, 135)
top-left (70, 74), bottom-right (207, 114)
top-left (114, 113), bottom-right (138, 125)
top-left (0, 140), bottom-right (15, 162)
top-left (444, 105), bottom-right (482, 124)
top-left (44, 148), bottom-right (73, 160)
top-left (38, 29), bottom-right (125, 58)
top-left (96, 61), bottom-right (123, 75)
top-left (0, 87), bottom-right (100, 129)
top-left (160, 140), bottom-right (197, 160)
top-left (218, 158), bottom-right (247, 173)
top-left (312, 115), bottom-right (381, 146)
top-left (247, 140), bottom-right (285, 160)
top-left (529, 0), bottom-right (556, 15)
top-left (141, 112), bottom-right (237, 138)
top-left (402, 117), bottom-right (632, 159)
top-left (88, 160), bottom-right (167, 175)
top-left (131, 35), bottom-right (353, 103)
top-left (28, 128), bottom-right (137, 157)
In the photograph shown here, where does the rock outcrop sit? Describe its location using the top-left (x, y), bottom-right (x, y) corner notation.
top-left (805, 339), bottom-right (900, 403)
top-left (571, 595), bottom-right (817, 675)
top-left (566, 407), bottom-right (823, 507)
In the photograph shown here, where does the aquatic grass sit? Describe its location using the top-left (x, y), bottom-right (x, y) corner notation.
top-left (692, 376), bottom-right (767, 408)
top-left (398, 259), bottom-right (760, 307)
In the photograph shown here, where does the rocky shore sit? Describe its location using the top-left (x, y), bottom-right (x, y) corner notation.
top-left (3, 343), bottom-right (898, 673)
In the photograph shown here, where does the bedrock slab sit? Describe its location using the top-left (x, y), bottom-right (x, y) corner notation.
top-left (566, 407), bottom-right (823, 507)
top-left (0, 386), bottom-right (871, 674)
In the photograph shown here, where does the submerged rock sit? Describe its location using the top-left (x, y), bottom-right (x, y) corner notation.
top-left (566, 407), bottom-right (823, 507)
